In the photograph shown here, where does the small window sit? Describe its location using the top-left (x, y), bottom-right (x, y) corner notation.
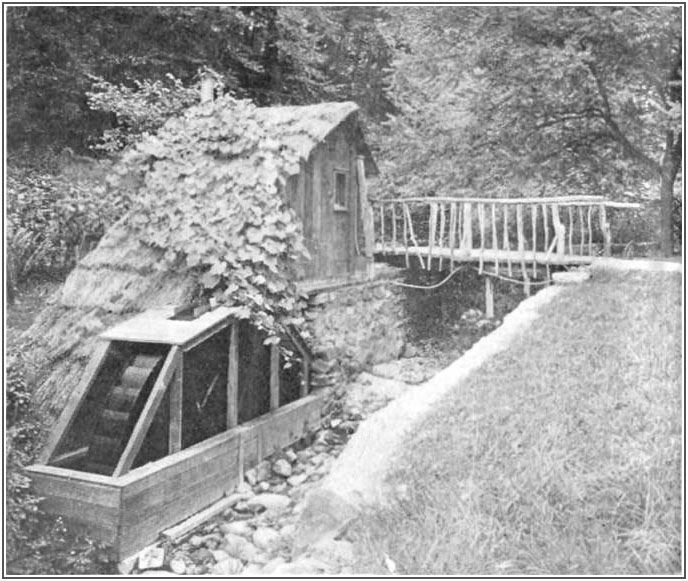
top-left (334, 171), bottom-right (348, 210)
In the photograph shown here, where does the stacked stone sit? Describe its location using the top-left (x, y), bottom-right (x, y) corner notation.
top-left (306, 280), bottom-right (406, 376)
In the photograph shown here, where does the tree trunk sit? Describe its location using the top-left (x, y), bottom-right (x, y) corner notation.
top-left (659, 132), bottom-right (681, 257)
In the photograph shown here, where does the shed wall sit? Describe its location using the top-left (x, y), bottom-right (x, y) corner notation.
top-left (286, 122), bottom-right (367, 282)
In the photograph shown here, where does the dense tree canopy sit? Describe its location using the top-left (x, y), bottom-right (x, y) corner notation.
top-left (6, 5), bottom-right (682, 257)
top-left (376, 6), bottom-right (682, 253)
top-left (6, 6), bottom-right (394, 154)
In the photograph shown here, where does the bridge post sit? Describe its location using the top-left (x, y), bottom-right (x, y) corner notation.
top-left (599, 206), bottom-right (612, 257)
top-left (357, 156), bottom-right (376, 278)
top-left (485, 276), bottom-right (494, 319)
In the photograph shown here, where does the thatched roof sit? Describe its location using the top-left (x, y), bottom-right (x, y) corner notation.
top-left (253, 101), bottom-right (378, 176)
top-left (26, 100), bottom-right (376, 421)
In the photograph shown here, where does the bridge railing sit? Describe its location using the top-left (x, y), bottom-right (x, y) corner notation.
top-left (368, 196), bottom-right (641, 273)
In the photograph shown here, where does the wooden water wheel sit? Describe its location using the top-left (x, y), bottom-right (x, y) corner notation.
top-left (84, 353), bottom-right (164, 475)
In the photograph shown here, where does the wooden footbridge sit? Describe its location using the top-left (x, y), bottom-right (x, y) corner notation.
top-left (366, 195), bottom-right (640, 278)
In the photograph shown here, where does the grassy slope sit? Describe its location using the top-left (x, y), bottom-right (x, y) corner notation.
top-left (349, 268), bottom-right (683, 576)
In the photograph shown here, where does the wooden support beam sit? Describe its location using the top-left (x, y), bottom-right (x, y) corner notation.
top-left (503, 204), bottom-right (512, 277)
top-left (428, 202), bottom-right (437, 270)
top-left (599, 205), bottom-right (612, 256)
top-left (517, 204), bottom-right (528, 279)
top-left (391, 203), bottom-right (398, 250)
top-left (587, 205), bottom-right (593, 256)
top-left (226, 324), bottom-right (239, 429)
top-left (485, 276), bottom-right (494, 319)
top-left (113, 347), bottom-right (182, 477)
top-left (579, 206), bottom-right (585, 255)
top-left (542, 203), bottom-right (551, 279)
top-left (567, 206), bottom-right (574, 255)
top-left (168, 357), bottom-right (183, 454)
top-left (477, 202), bottom-right (485, 274)
top-left (438, 203), bottom-right (446, 271)
top-left (449, 202), bottom-right (457, 269)
top-left (492, 203), bottom-right (499, 275)
top-left (356, 156), bottom-right (375, 278)
top-left (301, 358), bottom-right (310, 399)
top-left (39, 341), bottom-right (112, 464)
top-left (379, 203), bottom-right (386, 255)
top-left (403, 204), bottom-right (410, 268)
top-left (50, 446), bottom-right (89, 468)
top-left (462, 202), bottom-right (473, 254)
top-left (551, 204), bottom-right (566, 258)
top-left (531, 204), bottom-right (538, 278)
top-left (270, 345), bottom-right (280, 412)
top-left (404, 203), bottom-right (425, 269)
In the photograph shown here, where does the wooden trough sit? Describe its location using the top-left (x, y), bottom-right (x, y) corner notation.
top-left (25, 305), bottom-right (321, 560)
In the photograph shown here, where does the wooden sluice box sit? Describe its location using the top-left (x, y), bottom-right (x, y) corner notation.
top-left (25, 305), bottom-right (321, 560)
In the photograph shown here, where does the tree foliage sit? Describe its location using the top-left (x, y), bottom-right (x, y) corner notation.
top-left (6, 6), bottom-right (394, 155)
top-left (7, 159), bottom-right (123, 285)
top-left (377, 6), bottom-right (681, 253)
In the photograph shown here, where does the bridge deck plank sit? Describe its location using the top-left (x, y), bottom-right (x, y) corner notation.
top-left (375, 243), bottom-right (594, 266)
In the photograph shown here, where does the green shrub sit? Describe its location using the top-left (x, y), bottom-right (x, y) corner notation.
top-left (6, 345), bottom-right (117, 575)
top-left (6, 163), bottom-right (127, 286)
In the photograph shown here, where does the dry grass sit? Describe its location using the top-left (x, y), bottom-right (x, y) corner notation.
top-left (348, 268), bottom-right (683, 576)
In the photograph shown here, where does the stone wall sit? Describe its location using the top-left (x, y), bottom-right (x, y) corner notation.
top-left (306, 277), bottom-right (406, 380)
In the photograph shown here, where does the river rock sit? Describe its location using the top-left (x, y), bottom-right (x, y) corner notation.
top-left (210, 549), bottom-right (230, 563)
top-left (272, 482), bottom-right (288, 494)
top-left (137, 546), bottom-right (165, 570)
top-left (185, 564), bottom-right (201, 575)
top-left (252, 527), bottom-right (281, 551)
top-left (220, 520), bottom-right (253, 537)
top-left (246, 493), bottom-right (291, 512)
top-left (255, 460), bottom-right (272, 482)
top-left (210, 557), bottom-right (243, 575)
top-left (235, 481), bottom-right (254, 496)
top-left (296, 449), bottom-right (314, 463)
top-left (244, 468), bottom-right (258, 486)
top-left (169, 558), bottom-right (186, 575)
top-left (190, 548), bottom-right (214, 564)
top-left (188, 535), bottom-right (204, 548)
top-left (273, 458), bottom-right (293, 477)
top-left (284, 448), bottom-right (298, 463)
top-left (201, 533), bottom-right (222, 549)
top-left (287, 473), bottom-right (308, 487)
top-left (222, 533), bottom-right (249, 555)
top-left (257, 481), bottom-right (271, 492)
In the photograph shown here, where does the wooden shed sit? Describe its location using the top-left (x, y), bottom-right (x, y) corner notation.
top-left (252, 102), bottom-right (378, 285)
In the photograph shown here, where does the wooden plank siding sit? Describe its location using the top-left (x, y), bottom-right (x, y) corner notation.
top-left (240, 391), bottom-right (324, 470)
top-left (24, 465), bottom-right (122, 545)
top-left (25, 389), bottom-right (326, 560)
top-left (285, 123), bottom-right (368, 283)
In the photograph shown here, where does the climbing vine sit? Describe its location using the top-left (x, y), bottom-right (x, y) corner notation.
top-left (110, 95), bottom-right (311, 339)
